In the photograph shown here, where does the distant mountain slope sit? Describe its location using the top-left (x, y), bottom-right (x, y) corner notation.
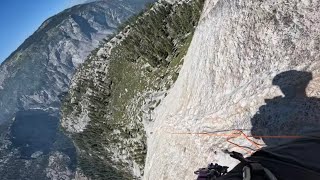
top-left (0, 0), bottom-right (154, 123)
top-left (0, 0), bottom-right (155, 179)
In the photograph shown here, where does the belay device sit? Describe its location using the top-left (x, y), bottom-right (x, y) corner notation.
top-left (194, 163), bottom-right (228, 180)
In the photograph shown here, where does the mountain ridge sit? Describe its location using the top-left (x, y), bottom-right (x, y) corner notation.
top-left (0, 0), bottom-right (155, 179)
top-left (0, 0), bottom-right (155, 123)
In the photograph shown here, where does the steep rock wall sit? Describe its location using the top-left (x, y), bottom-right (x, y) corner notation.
top-left (144, 0), bottom-right (320, 179)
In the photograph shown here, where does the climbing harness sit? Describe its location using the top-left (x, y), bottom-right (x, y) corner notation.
top-left (174, 130), bottom-right (304, 180)
top-left (194, 150), bottom-right (277, 180)
top-left (173, 129), bottom-right (319, 179)
top-left (225, 150), bottom-right (277, 180)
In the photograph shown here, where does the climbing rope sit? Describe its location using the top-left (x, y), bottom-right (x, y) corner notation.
top-left (171, 130), bottom-right (304, 154)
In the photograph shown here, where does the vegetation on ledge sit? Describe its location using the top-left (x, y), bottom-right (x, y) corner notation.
top-left (62, 0), bottom-right (204, 179)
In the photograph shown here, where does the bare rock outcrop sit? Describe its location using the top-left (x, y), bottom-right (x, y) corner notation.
top-left (144, 0), bottom-right (320, 179)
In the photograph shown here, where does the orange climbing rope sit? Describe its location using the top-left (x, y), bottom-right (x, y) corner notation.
top-left (226, 130), bottom-right (263, 154)
top-left (171, 130), bottom-right (305, 154)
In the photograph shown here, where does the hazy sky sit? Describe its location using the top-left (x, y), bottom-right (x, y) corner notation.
top-left (0, 0), bottom-right (88, 63)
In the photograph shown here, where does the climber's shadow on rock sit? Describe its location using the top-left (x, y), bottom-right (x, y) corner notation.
top-left (251, 70), bottom-right (320, 147)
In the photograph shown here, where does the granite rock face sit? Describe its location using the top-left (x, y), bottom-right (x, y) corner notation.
top-left (144, 0), bottom-right (320, 179)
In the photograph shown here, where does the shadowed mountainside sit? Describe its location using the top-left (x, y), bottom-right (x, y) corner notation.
top-left (0, 0), bottom-right (155, 179)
